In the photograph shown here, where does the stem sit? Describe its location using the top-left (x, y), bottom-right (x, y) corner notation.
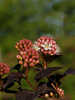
top-left (25, 67), bottom-right (28, 79)
top-left (25, 67), bottom-right (35, 90)
top-left (51, 83), bottom-right (56, 90)
top-left (51, 83), bottom-right (64, 97)
top-left (40, 53), bottom-right (47, 70)
top-left (43, 60), bottom-right (47, 70)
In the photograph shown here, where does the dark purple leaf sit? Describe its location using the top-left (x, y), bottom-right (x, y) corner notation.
top-left (11, 64), bottom-right (21, 71)
top-left (65, 68), bottom-right (75, 75)
top-left (35, 67), bottom-right (62, 81)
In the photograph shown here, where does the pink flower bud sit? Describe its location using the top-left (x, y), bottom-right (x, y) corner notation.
top-left (25, 59), bottom-right (28, 62)
top-left (20, 51), bottom-right (24, 55)
top-left (36, 55), bottom-right (39, 59)
top-left (29, 58), bottom-right (33, 62)
top-left (29, 63), bottom-right (34, 67)
top-left (19, 61), bottom-right (23, 65)
top-left (28, 52), bottom-right (31, 56)
top-left (24, 63), bottom-right (28, 67)
top-left (36, 60), bottom-right (39, 64)
top-left (23, 51), bottom-right (26, 55)
top-left (32, 60), bottom-right (36, 63)
top-left (15, 45), bottom-right (18, 49)
top-left (16, 55), bottom-right (20, 59)
top-left (22, 55), bottom-right (26, 59)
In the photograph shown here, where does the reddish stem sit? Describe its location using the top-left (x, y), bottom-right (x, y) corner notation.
top-left (25, 67), bottom-right (36, 90)
top-left (43, 60), bottom-right (47, 70)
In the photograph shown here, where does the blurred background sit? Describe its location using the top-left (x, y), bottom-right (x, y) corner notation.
top-left (0, 0), bottom-right (75, 100)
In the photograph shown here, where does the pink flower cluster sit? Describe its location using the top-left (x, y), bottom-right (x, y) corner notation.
top-left (16, 39), bottom-right (39, 67)
top-left (15, 39), bottom-right (33, 51)
top-left (0, 63), bottom-right (10, 75)
top-left (56, 87), bottom-right (64, 97)
top-left (35, 36), bottom-right (57, 55)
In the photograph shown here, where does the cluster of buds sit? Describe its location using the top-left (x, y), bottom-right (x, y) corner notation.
top-left (16, 39), bottom-right (39, 67)
top-left (0, 63), bottom-right (10, 75)
top-left (15, 39), bottom-right (33, 52)
top-left (56, 87), bottom-right (64, 97)
top-left (33, 36), bottom-right (57, 55)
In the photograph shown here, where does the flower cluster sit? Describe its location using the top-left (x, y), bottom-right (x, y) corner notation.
top-left (15, 39), bottom-right (33, 51)
top-left (16, 39), bottom-right (39, 67)
top-left (33, 36), bottom-right (57, 55)
top-left (56, 87), bottom-right (64, 97)
top-left (0, 63), bottom-right (10, 75)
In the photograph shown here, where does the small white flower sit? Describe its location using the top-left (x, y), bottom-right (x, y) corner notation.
top-left (41, 44), bottom-right (45, 48)
top-left (33, 46), bottom-right (40, 51)
top-left (41, 43), bottom-right (49, 50)
top-left (33, 42), bottom-right (40, 51)
top-left (41, 42), bottom-right (52, 51)
top-left (49, 43), bottom-right (52, 48)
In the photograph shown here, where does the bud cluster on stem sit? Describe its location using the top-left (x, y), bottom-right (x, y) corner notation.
top-left (35, 36), bottom-right (57, 55)
top-left (16, 39), bottom-right (39, 67)
top-left (0, 63), bottom-right (10, 75)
